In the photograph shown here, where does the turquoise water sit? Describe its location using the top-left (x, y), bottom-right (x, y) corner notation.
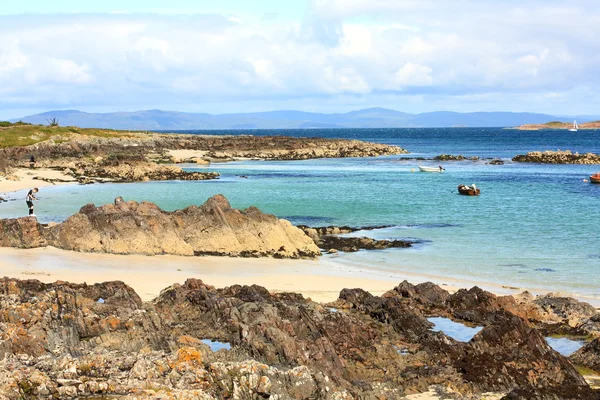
top-left (1, 128), bottom-right (599, 298)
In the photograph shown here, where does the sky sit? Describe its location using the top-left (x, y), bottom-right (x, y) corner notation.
top-left (1, 0), bottom-right (599, 119)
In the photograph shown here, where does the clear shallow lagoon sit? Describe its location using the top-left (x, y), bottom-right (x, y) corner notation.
top-left (1, 128), bottom-right (599, 298)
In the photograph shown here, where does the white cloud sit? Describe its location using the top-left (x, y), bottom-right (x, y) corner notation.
top-left (394, 63), bottom-right (433, 87)
top-left (0, 1), bottom-right (599, 117)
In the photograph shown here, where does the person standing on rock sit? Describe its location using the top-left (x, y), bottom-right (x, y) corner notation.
top-left (26, 188), bottom-right (39, 217)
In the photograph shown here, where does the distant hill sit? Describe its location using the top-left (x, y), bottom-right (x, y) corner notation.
top-left (11, 108), bottom-right (597, 130)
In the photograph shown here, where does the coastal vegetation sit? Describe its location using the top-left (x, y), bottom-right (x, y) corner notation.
top-left (0, 122), bottom-right (146, 148)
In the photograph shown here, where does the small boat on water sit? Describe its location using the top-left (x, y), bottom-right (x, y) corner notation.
top-left (458, 184), bottom-right (480, 196)
top-left (419, 166), bottom-right (444, 173)
top-left (569, 120), bottom-right (578, 132)
top-left (591, 173), bottom-right (600, 184)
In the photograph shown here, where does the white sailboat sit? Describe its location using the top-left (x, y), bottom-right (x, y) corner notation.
top-left (569, 120), bottom-right (578, 132)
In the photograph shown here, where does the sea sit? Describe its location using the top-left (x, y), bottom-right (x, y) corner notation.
top-left (1, 128), bottom-right (599, 299)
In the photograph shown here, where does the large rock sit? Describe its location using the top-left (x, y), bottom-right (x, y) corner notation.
top-left (45, 195), bottom-right (321, 258)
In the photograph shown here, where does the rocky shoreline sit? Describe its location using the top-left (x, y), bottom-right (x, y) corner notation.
top-left (0, 132), bottom-right (407, 186)
top-left (513, 150), bottom-right (600, 164)
top-left (0, 197), bottom-right (425, 258)
top-left (0, 277), bottom-right (599, 399)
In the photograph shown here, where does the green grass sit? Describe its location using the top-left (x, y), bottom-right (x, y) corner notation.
top-left (0, 124), bottom-right (151, 148)
top-left (576, 365), bottom-right (600, 376)
top-left (543, 121), bottom-right (568, 126)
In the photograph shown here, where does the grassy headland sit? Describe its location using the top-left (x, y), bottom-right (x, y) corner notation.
top-left (0, 121), bottom-right (147, 148)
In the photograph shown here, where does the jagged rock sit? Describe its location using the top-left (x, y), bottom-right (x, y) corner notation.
top-left (384, 280), bottom-right (450, 310)
top-left (48, 195), bottom-right (320, 258)
top-left (446, 286), bottom-right (531, 323)
top-left (570, 338), bottom-right (600, 373)
top-left (514, 292), bottom-right (600, 335)
top-left (298, 225), bottom-right (411, 252)
top-left (456, 311), bottom-right (588, 392)
top-left (513, 150), bottom-right (600, 164)
top-left (0, 278), bottom-right (597, 399)
top-left (0, 195), bottom-right (321, 258)
top-left (532, 294), bottom-right (598, 328)
top-left (319, 236), bottom-right (412, 252)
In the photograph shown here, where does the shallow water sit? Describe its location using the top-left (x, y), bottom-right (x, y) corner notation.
top-left (428, 317), bottom-right (586, 355)
top-left (427, 317), bottom-right (483, 342)
top-left (545, 337), bottom-right (585, 356)
top-left (201, 339), bottom-right (231, 351)
top-left (1, 128), bottom-right (599, 298)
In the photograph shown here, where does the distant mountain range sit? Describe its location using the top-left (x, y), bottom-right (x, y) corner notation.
top-left (11, 108), bottom-right (598, 130)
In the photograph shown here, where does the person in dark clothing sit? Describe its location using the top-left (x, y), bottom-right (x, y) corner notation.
top-left (26, 188), bottom-right (38, 216)
top-left (29, 155), bottom-right (36, 168)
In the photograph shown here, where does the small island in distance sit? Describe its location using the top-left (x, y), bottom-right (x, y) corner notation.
top-left (516, 120), bottom-right (600, 130)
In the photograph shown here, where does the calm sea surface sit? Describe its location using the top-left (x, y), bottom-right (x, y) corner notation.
top-left (2, 128), bottom-right (599, 297)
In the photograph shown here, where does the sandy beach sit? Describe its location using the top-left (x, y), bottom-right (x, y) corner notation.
top-left (2, 245), bottom-right (598, 308)
top-left (0, 167), bottom-right (76, 195)
top-left (0, 246), bottom-right (419, 302)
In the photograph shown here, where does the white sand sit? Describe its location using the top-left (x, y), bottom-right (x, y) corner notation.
top-left (0, 247), bottom-right (414, 302)
top-left (0, 168), bottom-right (76, 194)
top-left (167, 149), bottom-right (209, 161)
top-left (2, 246), bottom-right (599, 308)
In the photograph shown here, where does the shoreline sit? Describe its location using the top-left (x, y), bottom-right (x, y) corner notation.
top-left (0, 167), bottom-right (77, 195)
top-left (2, 246), bottom-right (599, 307)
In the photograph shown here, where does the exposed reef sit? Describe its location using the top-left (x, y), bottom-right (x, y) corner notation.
top-left (299, 225), bottom-right (414, 252)
top-left (0, 278), bottom-right (598, 399)
top-left (513, 150), bottom-right (600, 164)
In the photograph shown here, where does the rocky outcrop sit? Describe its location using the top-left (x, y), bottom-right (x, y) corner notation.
top-left (0, 217), bottom-right (48, 248)
top-left (513, 150), bottom-right (600, 164)
top-left (0, 277), bottom-right (596, 399)
top-left (319, 235), bottom-right (412, 252)
top-left (571, 338), bottom-right (600, 373)
top-left (0, 195), bottom-right (321, 258)
top-left (299, 225), bottom-right (413, 252)
top-left (3, 134), bottom-right (407, 165)
top-left (47, 158), bottom-right (219, 183)
top-left (513, 291), bottom-right (600, 336)
top-left (434, 154), bottom-right (479, 161)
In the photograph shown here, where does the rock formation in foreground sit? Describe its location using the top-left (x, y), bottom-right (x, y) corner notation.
top-left (0, 278), bottom-right (598, 399)
top-left (512, 150), bottom-right (600, 164)
top-left (0, 195), bottom-right (321, 258)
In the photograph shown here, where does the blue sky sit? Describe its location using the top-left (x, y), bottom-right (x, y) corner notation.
top-left (1, 0), bottom-right (599, 119)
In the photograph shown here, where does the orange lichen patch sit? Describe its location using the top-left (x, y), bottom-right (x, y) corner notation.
top-left (170, 347), bottom-right (203, 373)
top-left (100, 315), bottom-right (121, 330)
top-left (177, 335), bottom-right (202, 345)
